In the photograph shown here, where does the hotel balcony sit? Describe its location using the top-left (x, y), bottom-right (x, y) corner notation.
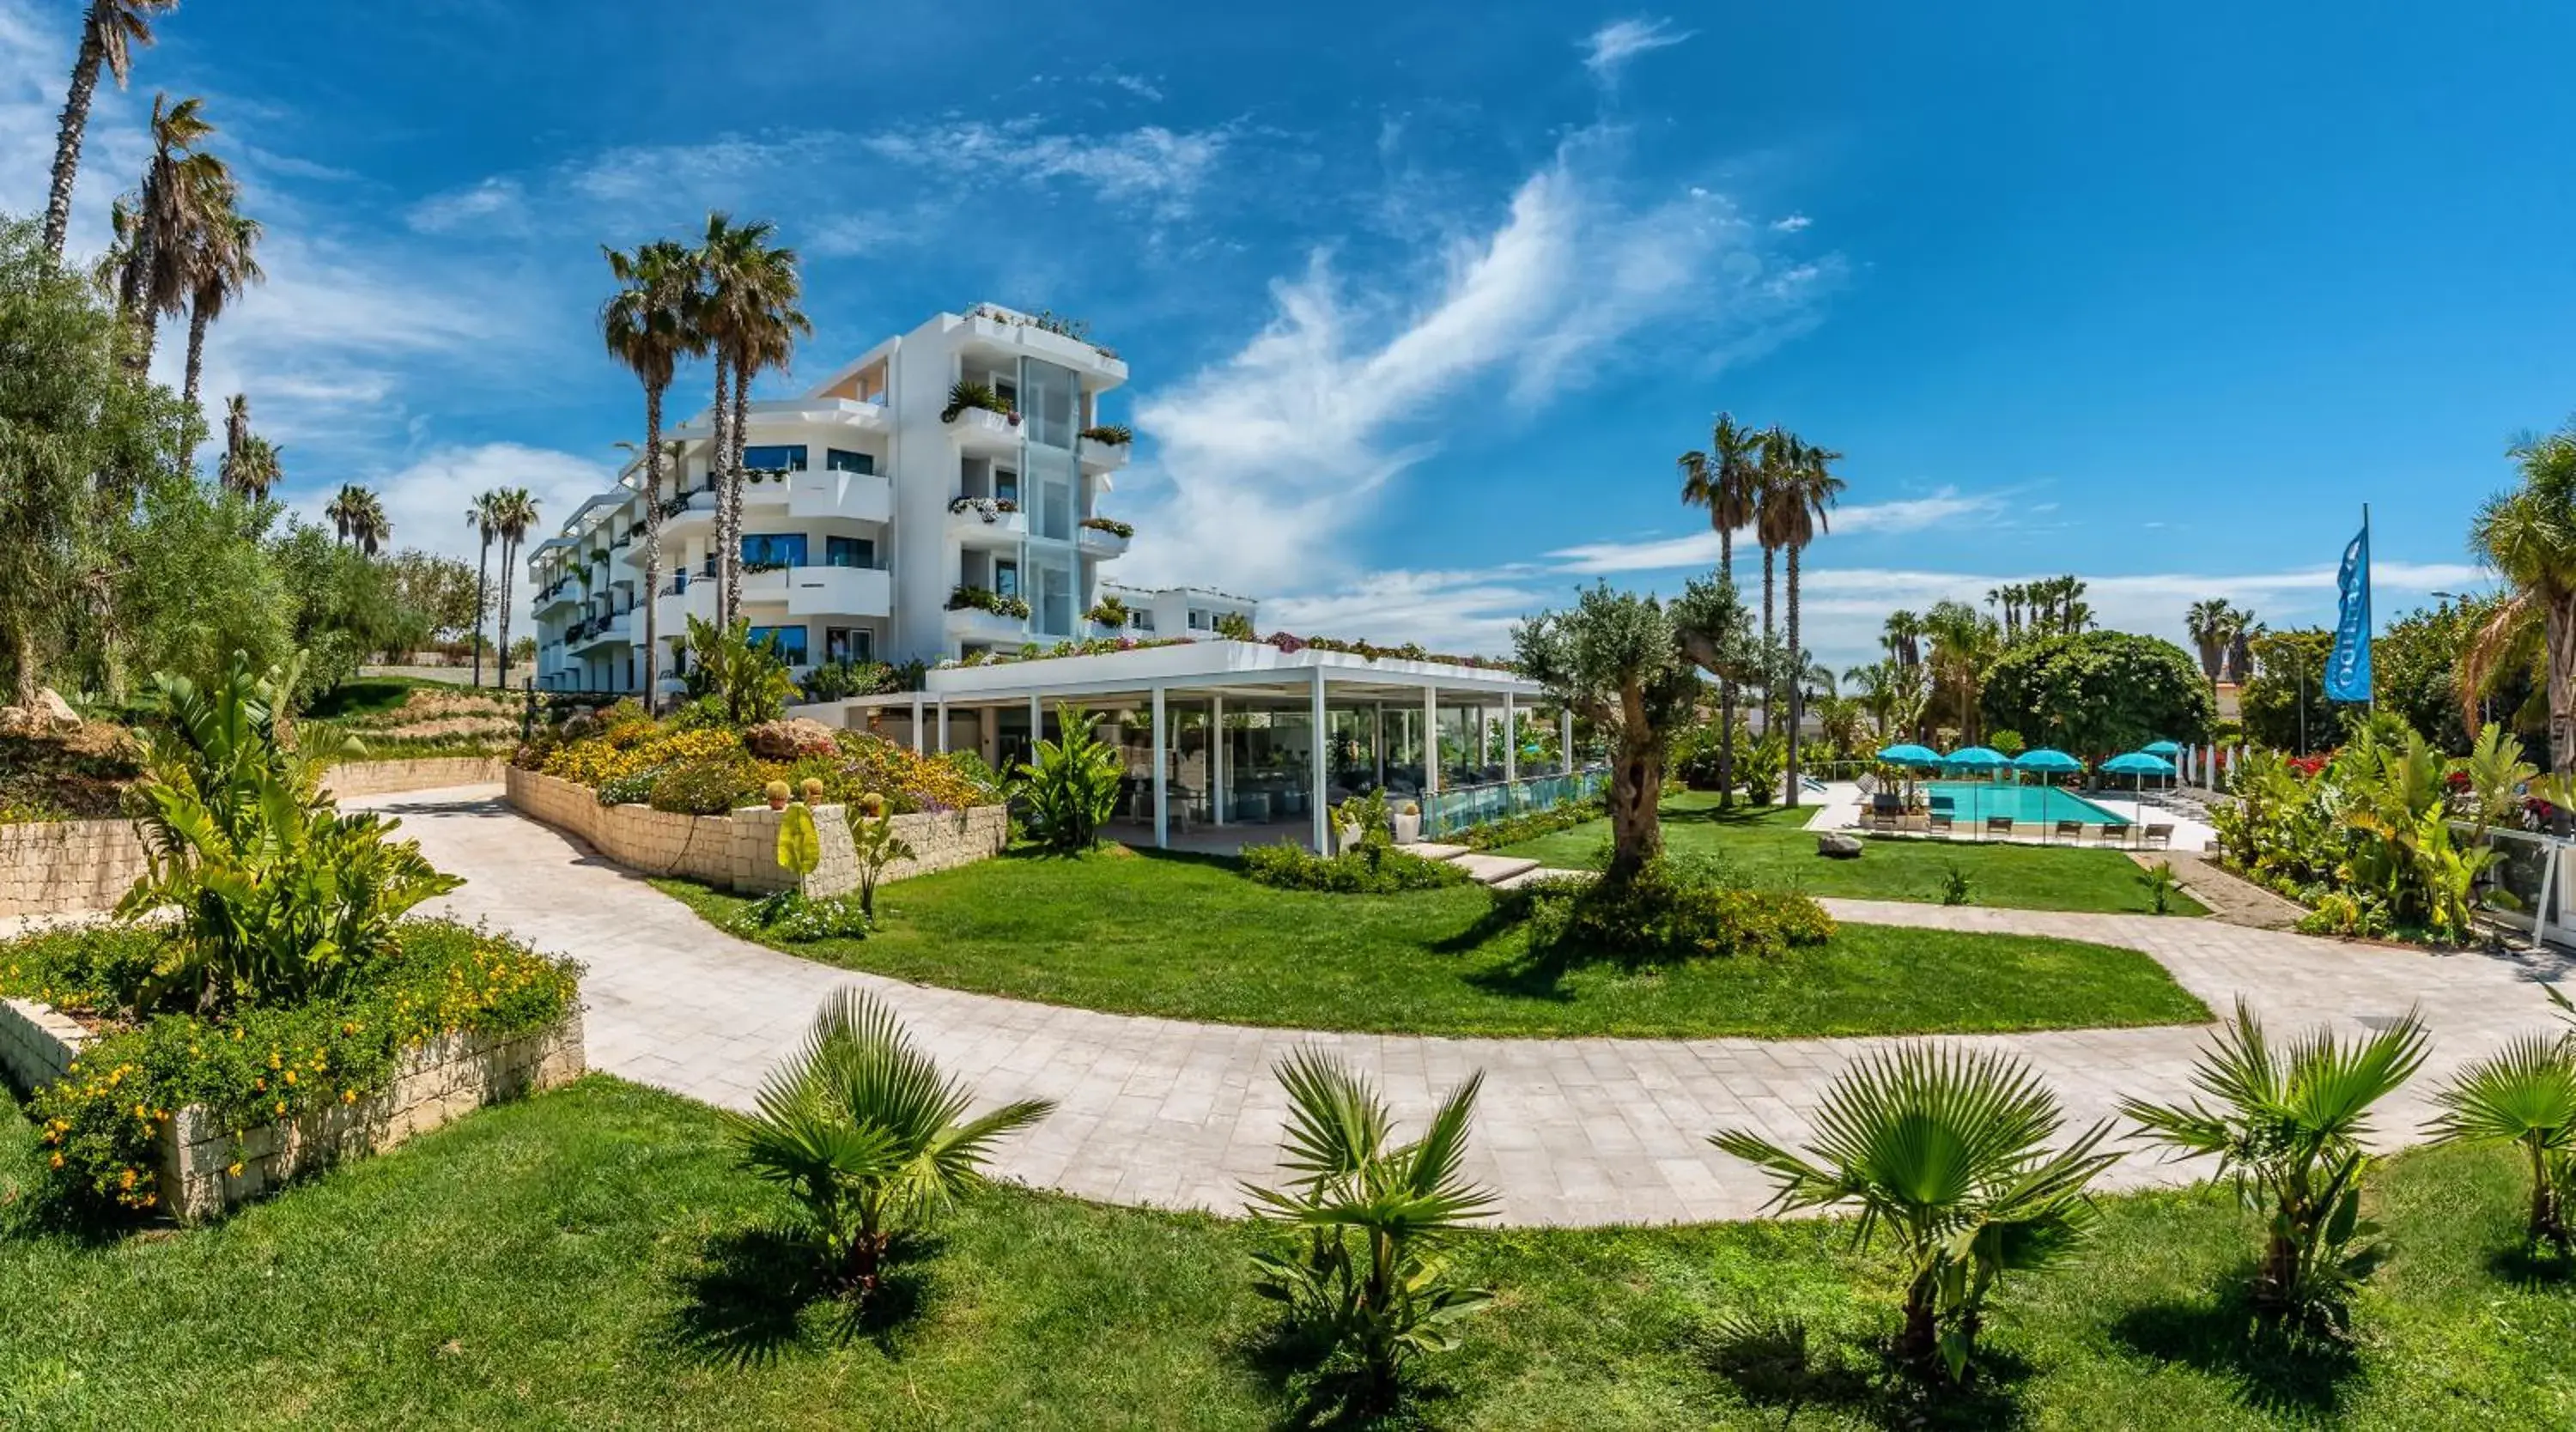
top-left (567, 610), bottom-right (635, 652)
top-left (764, 564), bottom-right (894, 619)
top-left (957, 309), bottom-right (1128, 384)
top-left (946, 498), bottom-right (1027, 546)
top-left (946, 405), bottom-right (1021, 457)
top-left (1078, 439), bottom-right (1131, 476)
top-left (535, 580), bottom-right (582, 616)
top-left (945, 603), bottom-right (1028, 646)
top-left (1075, 523), bottom-right (1132, 560)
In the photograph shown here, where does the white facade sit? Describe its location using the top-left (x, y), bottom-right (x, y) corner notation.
top-left (1097, 582), bottom-right (1259, 639)
top-left (528, 306), bottom-right (1256, 694)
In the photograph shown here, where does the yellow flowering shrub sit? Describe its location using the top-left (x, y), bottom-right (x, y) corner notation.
top-left (12, 919), bottom-right (580, 1215)
top-left (533, 718), bottom-right (999, 816)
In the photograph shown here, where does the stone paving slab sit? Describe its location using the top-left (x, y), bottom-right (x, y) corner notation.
top-left (340, 784), bottom-right (2576, 1228)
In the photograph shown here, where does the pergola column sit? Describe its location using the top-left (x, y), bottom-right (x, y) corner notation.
top-left (1560, 707), bottom-right (1575, 774)
top-left (1373, 704), bottom-right (1386, 787)
top-left (1212, 694), bottom-right (1227, 827)
top-left (1504, 691), bottom-right (1516, 786)
top-left (909, 695), bottom-right (925, 753)
top-left (1028, 693), bottom-right (1042, 762)
top-left (1151, 684), bottom-right (1169, 850)
top-left (936, 701), bottom-right (949, 755)
top-left (1423, 684), bottom-right (1440, 798)
top-left (1310, 665), bottom-right (1329, 853)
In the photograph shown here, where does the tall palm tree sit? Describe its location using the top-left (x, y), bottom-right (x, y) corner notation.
top-left (325, 483), bottom-right (388, 555)
top-left (117, 93), bottom-right (222, 375)
top-left (1753, 427), bottom-right (1799, 736)
top-left (2185, 598), bottom-right (2231, 683)
top-left (602, 239), bottom-right (696, 707)
top-left (1679, 411), bottom-right (1765, 807)
top-left (179, 191), bottom-right (262, 411)
top-left (1765, 437), bottom-right (1845, 808)
top-left (218, 432), bottom-right (278, 501)
top-left (42, 0), bottom-right (179, 262)
top-left (1882, 609), bottom-right (1925, 670)
top-left (700, 220), bottom-right (809, 628)
top-left (1924, 598), bottom-right (1998, 744)
top-left (222, 391), bottom-right (249, 470)
top-left (2468, 426), bottom-right (2576, 772)
top-left (491, 488), bottom-right (539, 689)
top-left (2223, 605), bottom-right (2259, 684)
top-left (466, 491), bottom-right (502, 688)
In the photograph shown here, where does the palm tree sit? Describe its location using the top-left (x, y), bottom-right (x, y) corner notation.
top-left (699, 217), bottom-right (810, 628)
top-left (1847, 660), bottom-right (1898, 741)
top-left (42, 1), bottom-right (179, 261)
top-left (1882, 608), bottom-right (1925, 670)
top-left (2124, 1001), bottom-right (2427, 1332)
top-left (222, 391), bottom-right (249, 470)
top-left (1714, 1046), bottom-right (2117, 1382)
top-left (1244, 1048), bottom-right (1497, 1410)
top-left (2428, 1033), bottom-right (2576, 1253)
top-left (325, 483), bottom-right (385, 552)
top-left (219, 433), bottom-right (278, 501)
top-left (2466, 426), bottom-right (2576, 771)
top-left (1923, 598), bottom-right (1998, 744)
top-left (726, 988), bottom-right (1054, 1294)
top-left (178, 190), bottom-right (261, 412)
top-left (116, 93), bottom-right (222, 375)
top-left (602, 240), bottom-right (696, 707)
top-left (1767, 437), bottom-right (1843, 807)
top-left (466, 491), bottom-right (502, 688)
top-left (2185, 598), bottom-right (2231, 684)
top-left (1753, 427), bottom-right (1800, 736)
top-left (1680, 412), bottom-right (1765, 806)
top-left (490, 488), bottom-right (538, 689)
top-left (2223, 605), bottom-right (2260, 685)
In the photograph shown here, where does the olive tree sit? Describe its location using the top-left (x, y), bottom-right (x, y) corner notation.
top-left (1512, 583), bottom-right (1700, 883)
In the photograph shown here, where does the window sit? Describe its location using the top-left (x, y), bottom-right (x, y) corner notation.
top-left (993, 560), bottom-right (1020, 598)
top-left (741, 532), bottom-right (808, 567)
top-left (742, 444), bottom-right (810, 472)
top-left (825, 448), bottom-right (875, 475)
top-left (824, 627), bottom-right (873, 664)
top-left (993, 468), bottom-right (1020, 504)
top-left (746, 625), bottom-right (809, 664)
top-left (1188, 608), bottom-right (1211, 630)
top-left (824, 536), bottom-right (876, 569)
top-left (1131, 610), bottom-right (1156, 633)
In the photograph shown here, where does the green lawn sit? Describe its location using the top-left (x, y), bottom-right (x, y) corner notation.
top-left (1493, 792), bottom-right (2208, 916)
top-left (4, 1077), bottom-right (2570, 1429)
top-left (655, 850), bottom-right (2209, 1039)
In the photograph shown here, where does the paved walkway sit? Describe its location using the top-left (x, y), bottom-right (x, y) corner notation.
top-left (2132, 850), bottom-right (2310, 931)
top-left (355, 785), bottom-right (2574, 1228)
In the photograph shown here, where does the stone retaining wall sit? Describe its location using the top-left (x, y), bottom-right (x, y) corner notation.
top-left (0, 757), bottom-right (513, 919)
top-left (504, 767), bottom-right (1007, 895)
top-left (0, 997), bottom-right (585, 1223)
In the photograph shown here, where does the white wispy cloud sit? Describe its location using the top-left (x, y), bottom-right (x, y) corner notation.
top-left (1582, 17), bottom-right (1695, 82)
top-left (1771, 213), bottom-right (1812, 233)
top-left (289, 442), bottom-right (618, 574)
top-left (406, 176), bottom-right (529, 234)
top-left (1120, 130), bottom-right (1827, 598)
top-left (860, 118), bottom-right (1230, 219)
top-left (1546, 488), bottom-right (2017, 574)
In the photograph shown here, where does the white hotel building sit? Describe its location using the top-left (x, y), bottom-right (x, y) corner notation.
top-left (526, 306), bottom-right (1255, 695)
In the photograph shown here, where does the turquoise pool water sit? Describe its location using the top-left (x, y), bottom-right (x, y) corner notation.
top-left (1925, 780), bottom-right (2129, 827)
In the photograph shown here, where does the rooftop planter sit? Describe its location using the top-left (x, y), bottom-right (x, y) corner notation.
top-left (940, 380), bottom-right (1018, 426)
top-left (1079, 423), bottom-right (1133, 447)
top-left (945, 585), bottom-right (1031, 620)
top-left (1078, 516), bottom-right (1134, 539)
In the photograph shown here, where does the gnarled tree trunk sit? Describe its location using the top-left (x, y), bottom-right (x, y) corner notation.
top-left (724, 347), bottom-right (752, 634)
top-left (42, 31), bottom-right (106, 261)
top-left (2549, 599), bottom-right (2576, 775)
top-left (1716, 528), bottom-right (1736, 808)
top-left (641, 385), bottom-right (665, 708)
top-left (1784, 544), bottom-right (1804, 810)
top-left (1604, 684), bottom-right (1667, 883)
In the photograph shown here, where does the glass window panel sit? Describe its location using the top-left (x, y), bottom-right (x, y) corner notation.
top-left (824, 536), bottom-right (876, 568)
top-left (824, 448), bottom-right (875, 474)
top-left (745, 625), bottom-right (809, 663)
top-left (741, 532), bottom-right (808, 566)
top-left (742, 444), bottom-right (810, 471)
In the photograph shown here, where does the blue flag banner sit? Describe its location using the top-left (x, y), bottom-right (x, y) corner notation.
top-left (2325, 520), bottom-right (2372, 701)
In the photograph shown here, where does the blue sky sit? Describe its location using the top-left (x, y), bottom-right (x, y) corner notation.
top-left (5, 0), bottom-right (2568, 664)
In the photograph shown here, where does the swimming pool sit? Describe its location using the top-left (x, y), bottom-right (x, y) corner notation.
top-left (1924, 780), bottom-right (2129, 827)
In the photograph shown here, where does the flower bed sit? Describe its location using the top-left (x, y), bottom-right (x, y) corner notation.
top-left (518, 707), bottom-right (996, 816)
top-left (2, 919), bottom-right (583, 1220)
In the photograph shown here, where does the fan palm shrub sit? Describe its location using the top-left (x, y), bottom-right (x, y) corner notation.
top-left (1017, 704), bottom-right (1122, 852)
top-left (847, 799), bottom-right (915, 922)
top-left (1711, 1045), bottom-right (2117, 1383)
top-left (2427, 1030), bottom-right (2576, 1253)
top-left (1244, 1049), bottom-right (1498, 1410)
top-left (726, 989), bottom-right (1054, 1295)
top-left (2123, 1000), bottom-right (2427, 1336)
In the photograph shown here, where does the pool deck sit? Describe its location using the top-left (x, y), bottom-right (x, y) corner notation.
top-left (1802, 780), bottom-right (2220, 853)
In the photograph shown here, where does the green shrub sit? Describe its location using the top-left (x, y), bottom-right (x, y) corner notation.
top-left (1018, 704), bottom-right (1122, 852)
top-left (1940, 863), bottom-right (1974, 906)
top-left (730, 889), bottom-right (872, 943)
top-left (1498, 859), bottom-right (1834, 964)
top-left (647, 752), bottom-right (763, 814)
top-left (1455, 795), bottom-right (1605, 851)
top-left (593, 767), bottom-right (660, 806)
top-left (1242, 841), bottom-right (1470, 894)
top-left (14, 919), bottom-right (580, 1214)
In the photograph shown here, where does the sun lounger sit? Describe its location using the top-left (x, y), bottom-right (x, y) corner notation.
top-left (2054, 819), bottom-right (2085, 844)
top-left (2142, 823), bottom-right (2173, 850)
top-left (1984, 816), bottom-right (2014, 839)
top-left (1929, 811), bottom-right (1953, 835)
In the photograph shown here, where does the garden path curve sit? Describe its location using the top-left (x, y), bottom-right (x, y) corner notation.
top-left (370, 785), bottom-right (2573, 1228)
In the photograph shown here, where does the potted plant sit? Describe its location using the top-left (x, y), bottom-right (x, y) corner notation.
top-left (764, 780), bottom-right (793, 811)
top-left (799, 777), bottom-right (826, 806)
top-left (1393, 800), bottom-right (1422, 845)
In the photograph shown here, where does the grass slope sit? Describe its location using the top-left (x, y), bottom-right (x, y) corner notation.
top-left (657, 849), bottom-right (2208, 1039)
top-left (3, 1077), bottom-right (2570, 1429)
top-left (1495, 792), bottom-right (2208, 916)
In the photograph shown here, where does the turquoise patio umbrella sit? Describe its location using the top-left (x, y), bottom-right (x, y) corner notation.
top-left (2101, 750), bottom-right (2177, 821)
top-left (2013, 748), bottom-right (2084, 774)
top-left (2141, 740), bottom-right (2183, 756)
top-left (1875, 743), bottom-right (1943, 766)
top-left (1943, 746), bottom-right (2008, 772)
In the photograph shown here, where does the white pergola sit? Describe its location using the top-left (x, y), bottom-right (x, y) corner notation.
top-left (805, 641), bottom-right (1564, 851)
